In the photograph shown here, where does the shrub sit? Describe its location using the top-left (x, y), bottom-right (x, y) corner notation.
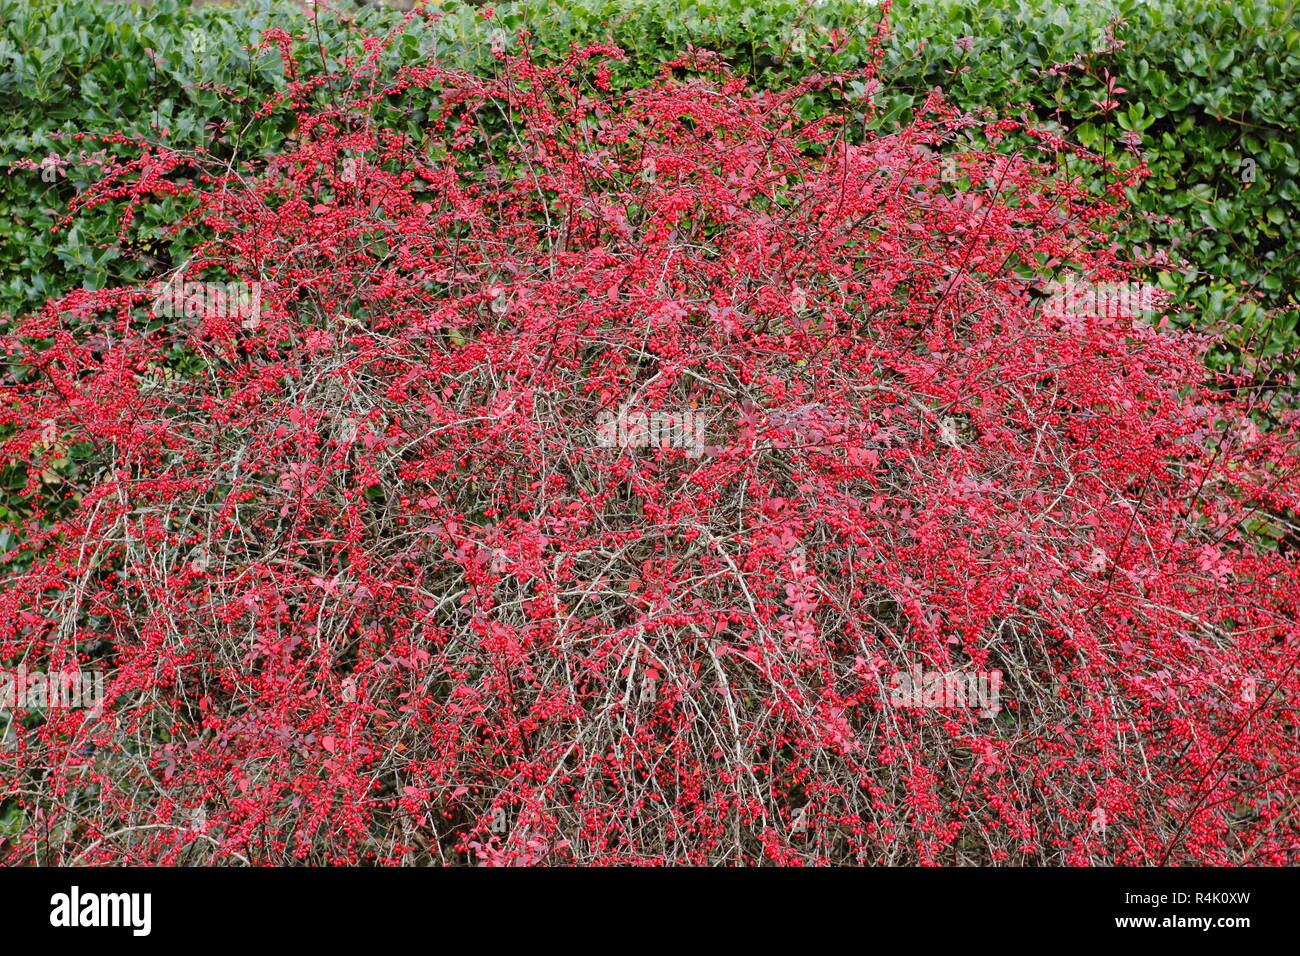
top-left (1, 24), bottom-right (1298, 865)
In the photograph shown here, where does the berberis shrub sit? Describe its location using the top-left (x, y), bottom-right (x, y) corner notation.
top-left (1, 15), bottom-right (1298, 865)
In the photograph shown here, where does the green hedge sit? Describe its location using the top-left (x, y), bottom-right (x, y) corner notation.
top-left (481, 0), bottom-right (1300, 358)
top-left (2, 0), bottom-right (1297, 356)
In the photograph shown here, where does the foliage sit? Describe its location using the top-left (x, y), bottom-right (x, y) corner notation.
top-left (2, 34), bottom-right (1297, 865)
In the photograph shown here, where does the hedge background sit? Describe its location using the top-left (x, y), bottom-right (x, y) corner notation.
top-left (513, 0), bottom-right (1300, 364)
top-left (1, 0), bottom-right (1296, 348)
